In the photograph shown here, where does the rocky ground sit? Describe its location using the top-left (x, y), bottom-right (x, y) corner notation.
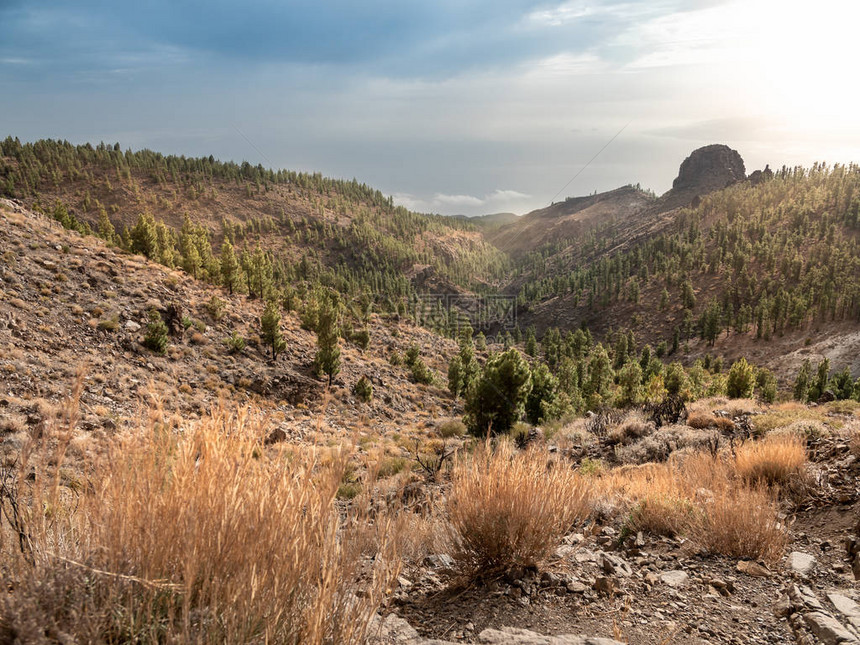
top-left (364, 431), bottom-right (860, 645)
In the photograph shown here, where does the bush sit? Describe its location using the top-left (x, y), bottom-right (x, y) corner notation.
top-left (410, 358), bottom-right (435, 385)
top-left (351, 328), bottom-right (370, 350)
top-left (726, 358), bottom-right (756, 399)
top-left (464, 348), bottom-right (532, 436)
top-left (734, 434), bottom-right (807, 485)
top-left (353, 375), bottom-right (373, 402)
top-left (447, 441), bottom-right (590, 575)
top-left (143, 309), bottom-right (169, 355)
top-left (438, 419), bottom-right (467, 438)
top-left (206, 294), bottom-right (225, 321)
top-left (224, 330), bottom-right (246, 354)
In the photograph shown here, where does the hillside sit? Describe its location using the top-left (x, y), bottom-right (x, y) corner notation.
top-left (0, 197), bottom-right (466, 447)
top-left (6, 137), bottom-right (860, 386)
top-left (0, 137), bottom-right (509, 305)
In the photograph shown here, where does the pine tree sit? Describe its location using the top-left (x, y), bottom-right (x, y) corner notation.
top-left (260, 300), bottom-right (286, 360)
top-left (220, 240), bottom-right (239, 294)
top-left (314, 297), bottom-right (341, 386)
top-left (793, 359), bottom-right (811, 402)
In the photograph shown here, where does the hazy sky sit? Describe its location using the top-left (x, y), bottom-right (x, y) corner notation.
top-left (3, 0), bottom-right (860, 215)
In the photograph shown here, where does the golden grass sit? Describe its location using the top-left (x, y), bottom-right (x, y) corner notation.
top-left (446, 440), bottom-right (591, 575)
top-left (686, 410), bottom-right (717, 429)
top-left (594, 451), bottom-right (788, 564)
top-left (734, 434), bottom-right (808, 486)
top-left (1, 393), bottom-right (401, 644)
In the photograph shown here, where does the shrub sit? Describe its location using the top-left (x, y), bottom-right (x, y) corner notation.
top-left (464, 348), bottom-right (532, 436)
top-left (726, 358), bottom-right (756, 399)
top-left (690, 478), bottom-right (787, 565)
top-left (438, 419), bottom-right (467, 438)
top-left (96, 315), bottom-right (119, 332)
top-left (734, 434), bottom-right (807, 486)
top-left (353, 375), bottom-right (373, 402)
top-left (607, 411), bottom-right (653, 445)
top-left (224, 330), bottom-right (246, 354)
top-left (351, 328), bottom-right (370, 350)
top-left (206, 295), bottom-right (227, 320)
top-left (376, 457), bottom-right (407, 479)
top-left (410, 358), bottom-right (435, 385)
top-left (143, 309), bottom-right (169, 355)
top-left (447, 441), bottom-right (590, 575)
top-left (686, 410), bottom-right (717, 429)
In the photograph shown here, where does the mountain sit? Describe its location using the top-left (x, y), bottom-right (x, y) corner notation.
top-left (4, 137), bottom-right (860, 380)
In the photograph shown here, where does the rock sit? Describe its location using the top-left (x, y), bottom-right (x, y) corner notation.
top-left (826, 593), bottom-right (860, 630)
top-left (601, 553), bottom-right (632, 577)
top-left (789, 551), bottom-right (817, 577)
top-left (802, 611), bottom-right (859, 645)
top-left (423, 554), bottom-right (455, 570)
top-left (659, 570), bottom-right (690, 588)
top-left (264, 428), bottom-right (287, 444)
top-left (367, 613), bottom-right (423, 644)
top-left (593, 577), bottom-right (616, 596)
top-left (672, 144), bottom-right (746, 194)
top-left (124, 320), bottom-right (141, 332)
top-left (736, 561), bottom-right (771, 577)
top-left (477, 627), bottom-right (625, 644)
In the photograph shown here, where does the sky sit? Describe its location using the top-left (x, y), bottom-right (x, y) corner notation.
top-left (3, 0), bottom-right (860, 216)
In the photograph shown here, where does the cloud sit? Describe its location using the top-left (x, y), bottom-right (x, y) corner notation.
top-left (394, 189), bottom-right (533, 216)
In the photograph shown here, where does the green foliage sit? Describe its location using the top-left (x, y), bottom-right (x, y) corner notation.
top-left (143, 309), bottom-right (169, 355)
top-left (313, 295), bottom-right (341, 386)
top-left (793, 359), bottom-right (811, 402)
top-left (260, 300), bottom-right (286, 360)
top-left (726, 357), bottom-right (756, 399)
top-left (755, 368), bottom-right (778, 403)
top-left (205, 295), bottom-right (225, 321)
top-left (525, 361), bottom-right (558, 425)
top-left (219, 240), bottom-right (240, 294)
top-left (464, 348), bottom-right (532, 436)
top-left (807, 358), bottom-right (831, 402)
top-left (224, 330), bottom-right (246, 354)
top-left (353, 375), bottom-right (373, 402)
top-left (617, 360), bottom-right (643, 407)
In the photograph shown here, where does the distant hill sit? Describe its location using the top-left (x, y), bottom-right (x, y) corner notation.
top-left (5, 136), bottom-right (860, 378)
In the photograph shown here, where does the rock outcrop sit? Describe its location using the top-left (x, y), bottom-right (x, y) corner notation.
top-left (672, 144), bottom-right (746, 194)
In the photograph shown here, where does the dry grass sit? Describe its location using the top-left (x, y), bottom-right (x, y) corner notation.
top-left (734, 434), bottom-right (808, 486)
top-left (1, 393), bottom-right (401, 644)
top-left (607, 411), bottom-right (653, 445)
top-left (595, 451), bottom-right (788, 564)
top-left (686, 410), bottom-right (717, 429)
top-left (446, 440), bottom-right (591, 576)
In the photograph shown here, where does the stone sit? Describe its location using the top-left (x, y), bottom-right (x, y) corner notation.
top-left (423, 554), bottom-right (455, 570)
top-left (124, 320), bottom-right (141, 332)
top-left (736, 561), bottom-right (771, 577)
top-left (593, 577), bottom-right (616, 595)
top-left (659, 570), bottom-right (690, 588)
top-left (789, 552), bottom-right (817, 577)
top-left (802, 611), bottom-right (860, 645)
top-left (826, 593), bottom-right (860, 630)
top-left (477, 627), bottom-right (625, 644)
top-left (601, 553), bottom-right (633, 577)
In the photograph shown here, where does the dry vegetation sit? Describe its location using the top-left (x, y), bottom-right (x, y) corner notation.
top-left (0, 388), bottom-right (401, 644)
top-left (446, 441), bottom-right (591, 576)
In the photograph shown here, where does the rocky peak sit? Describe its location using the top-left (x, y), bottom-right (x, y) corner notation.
top-left (672, 144), bottom-right (746, 194)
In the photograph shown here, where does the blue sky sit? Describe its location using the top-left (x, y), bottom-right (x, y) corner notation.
top-left (3, 0), bottom-right (860, 215)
